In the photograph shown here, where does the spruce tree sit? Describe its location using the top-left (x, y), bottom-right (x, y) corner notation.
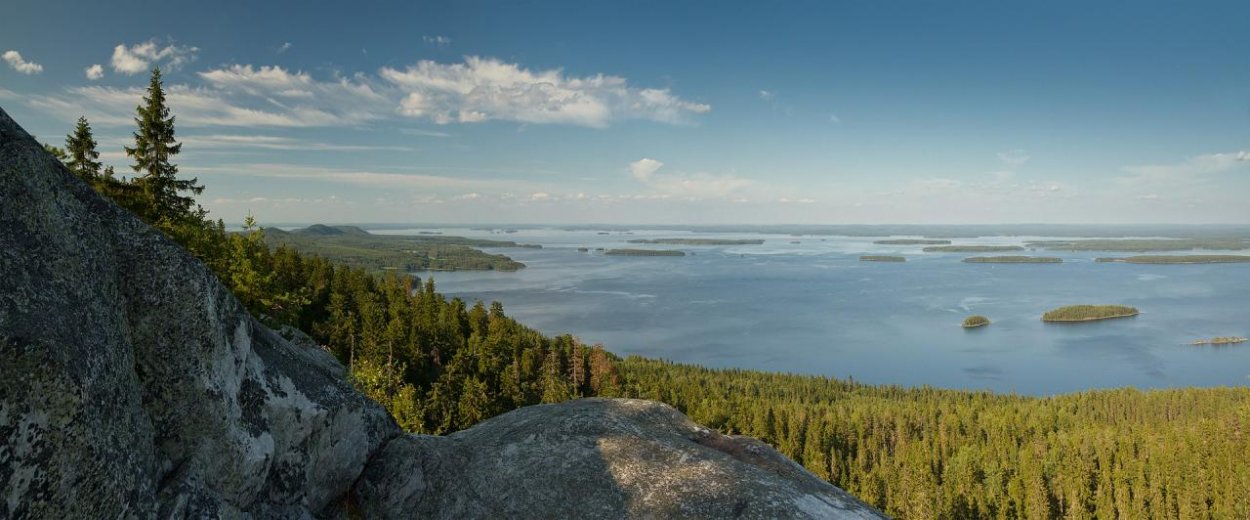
top-left (64, 116), bottom-right (102, 183)
top-left (124, 67), bottom-right (203, 223)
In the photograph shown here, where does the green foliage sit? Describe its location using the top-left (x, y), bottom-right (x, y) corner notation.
top-left (962, 315), bottom-right (990, 328)
top-left (42, 143), bottom-right (68, 161)
top-left (1033, 239), bottom-right (1250, 252)
top-left (626, 238), bottom-right (765, 245)
top-left (124, 67), bottom-right (203, 224)
top-left (924, 245), bottom-right (1026, 253)
top-left (264, 227), bottom-right (528, 272)
top-left (1097, 255), bottom-right (1250, 264)
top-left (963, 256), bottom-right (1062, 263)
top-left (1042, 305), bottom-right (1139, 322)
top-left (604, 248), bottom-right (686, 256)
top-left (618, 357), bottom-right (1250, 519)
top-left (64, 116), bottom-right (102, 183)
top-left (860, 255), bottom-right (906, 262)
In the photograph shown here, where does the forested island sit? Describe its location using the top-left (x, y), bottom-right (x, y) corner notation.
top-left (605, 248), bottom-right (686, 256)
top-left (860, 255), bottom-right (906, 262)
top-left (1042, 305), bottom-right (1139, 322)
top-left (1191, 336), bottom-right (1247, 345)
top-left (1029, 238), bottom-right (1250, 252)
top-left (962, 315), bottom-right (990, 328)
top-left (627, 238), bottom-right (765, 245)
top-left (923, 245), bottom-right (1025, 253)
top-left (963, 256), bottom-right (1062, 263)
top-left (26, 75), bottom-right (1250, 519)
top-left (1095, 255), bottom-right (1250, 264)
top-left (872, 238), bottom-right (951, 245)
top-left (264, 226), bottom-right (528, 272)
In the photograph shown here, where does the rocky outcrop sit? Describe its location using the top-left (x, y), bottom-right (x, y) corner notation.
top-left (356, 398), bottom-right (885, 519)
top-left (0, 106), bottom-right (885, 519)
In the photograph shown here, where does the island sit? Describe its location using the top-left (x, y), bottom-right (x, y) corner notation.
top-left (860, 255), bottom-right (906, 262)
top-left (604, 249), bottom-right (686, 257)
top-left (873, 239), bottom-right (952, 245)
top-left (264, 226), bottom-right (527, 272)
top-left (1029, 239), bottom-right (1250, 252)
top-left (1191, 337), bottom-right (1248, 346)
top-left (963, 256), bottom-right (1063, 263)
top-left (577, 247), bottom-right (589, 252)
top-left (1042, 305), bottom-right (1139, 322)
top-left (627, 238), bottom-right (765, 245)
top-left (923, 245), bottom-right (1026, 253)
top-left (1095, 255), bottom-right (1250, 264)
top-left (962, 315), bottom-right (990, 328)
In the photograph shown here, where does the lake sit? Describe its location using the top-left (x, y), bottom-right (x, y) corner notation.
top-left (375, 227), bottom-right (1250, 395)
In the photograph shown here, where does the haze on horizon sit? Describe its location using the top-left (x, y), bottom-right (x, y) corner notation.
top-left (2, 0), bottom-right (1248, 225)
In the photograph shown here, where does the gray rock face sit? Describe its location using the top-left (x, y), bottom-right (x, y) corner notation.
top-left (355, 398), bottom-right (885, 519)
top-left (0, 108), bottom-right (398, 519)
top-left (0, 107), bottom-right (884, 519)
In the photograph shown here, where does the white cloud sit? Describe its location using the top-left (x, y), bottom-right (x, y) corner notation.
top-left (379, 56), bottom-right (709, 127)
top-left (423, 35), bottom-right (451, 47)
top-left (1122, 151), bottom-right (1250, 180)
top-left (85, 64), bottom-right (104, 80)
top-left (997, 149), bottom-right (1030, 169)
top-left (111, 40), bottom-right (198, 75)
top-left (626, 158), bottom-right (751, 198)
top-left (759, 90), bottom-right (775, 100)
top-left (179, 134), bottom-right (413, 152)
top-left (3, 50), bottom-right (43, 74)
top-left (277, 42), bottom-right (292, 54)
top-left (629, 158), bottom-right (664, 182)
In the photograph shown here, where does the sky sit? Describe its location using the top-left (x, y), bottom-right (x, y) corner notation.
top-left (1, 0), bottom-right (1248, 225)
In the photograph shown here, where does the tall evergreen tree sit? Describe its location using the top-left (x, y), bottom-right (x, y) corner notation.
top-left (124, 67), bottom-right (203, 223)
top-left (64, 116), bottom-right (102, 183)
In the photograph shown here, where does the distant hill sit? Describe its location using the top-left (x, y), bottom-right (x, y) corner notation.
top-left (292, 224), bottom-right (372, 236)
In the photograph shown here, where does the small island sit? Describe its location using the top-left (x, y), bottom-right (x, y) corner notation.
top-left (577, 247), bottom-right (589, 252)
top-left (873, 239), bottom-right (952, 245)
top-left (963, 256), bottom-right (1063, 263)
top-left (604, 249), bottom-right (686, 257)
top-left (923, 245), bottom-right (1026, 253)
top-left (1042, 305), bottom-right (1139, 323)
top-left (1095, 255), bottom-right (1250, 264)
top-left (627, 238), bottom-right (765, 245)
top-left (1191, 337), bottom-right (1248, 346)
top-left (875, 241), bottom-right (950, 246)
top-left (860, 255), bottom-right (906, 262)
top-left (962, 315), bottom-right (990, 328)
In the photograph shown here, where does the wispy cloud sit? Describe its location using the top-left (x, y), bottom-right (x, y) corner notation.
top-left (1122, 151), bottom-right (1250, 181)
top-left (179, 134), bottom-right (413, 152)
top-left (2, 50), bottom-right (43, 74)
top-left (277, 42), bottom-right (292, 54)
top-left (379, 56), bottom-right (710, 127)
top-left (111, 40), bottom-right (198, 75)
top-left (422, 35), bottom-right (451, 47)
top-left (997, 149), bottom-right (1030, 169)
top-left (196, 162), bottom-right (537, 192)
top-left (627, 158), bottom-right (751, 199)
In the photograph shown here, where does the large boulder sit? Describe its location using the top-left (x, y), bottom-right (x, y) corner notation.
top-left (355, 398), bottom-right (885, 520)
top-left (0, 106), bottom-right (885, 519)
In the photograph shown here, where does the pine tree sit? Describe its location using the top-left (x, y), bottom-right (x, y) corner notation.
top-left (124, 67), bottom-right (203, 223)
top-left (64, 116), bottom-right (102, 183)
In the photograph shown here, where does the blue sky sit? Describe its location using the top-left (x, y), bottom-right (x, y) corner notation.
top-left (2, 0), bottom-right (1248, 224)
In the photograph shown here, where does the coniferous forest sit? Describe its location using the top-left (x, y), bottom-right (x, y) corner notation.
top-left (45, 68), bottom-right (1250, 519)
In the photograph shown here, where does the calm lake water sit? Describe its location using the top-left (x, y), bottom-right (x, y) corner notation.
top-left (376, 228), bottom-right (1250, 395)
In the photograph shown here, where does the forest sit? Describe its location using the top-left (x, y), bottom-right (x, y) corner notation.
top-left (45, 67), bottom-right (1250, 519)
